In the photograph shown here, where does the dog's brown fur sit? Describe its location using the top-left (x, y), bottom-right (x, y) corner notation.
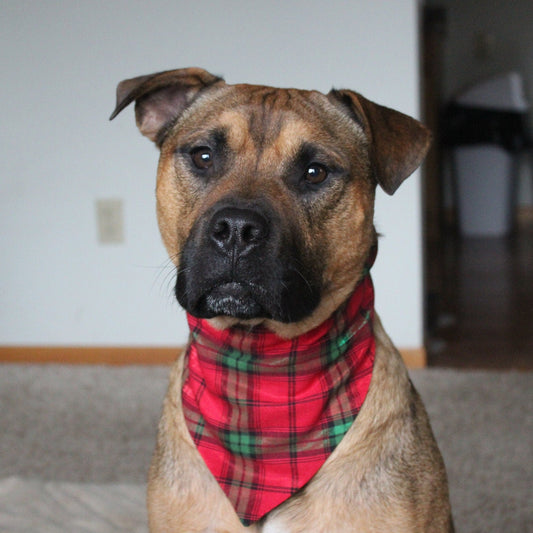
top-left (111, 68), bottom-right (453, 532)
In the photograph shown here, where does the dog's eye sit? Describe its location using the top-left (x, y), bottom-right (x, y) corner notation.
top-left (304, 164), bottom-right (328, 185)
top-left (190, 147), bottom-right (214, 170)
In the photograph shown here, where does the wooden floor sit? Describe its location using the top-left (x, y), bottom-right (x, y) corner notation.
top-left (427, 219), bottom-right (533, 369)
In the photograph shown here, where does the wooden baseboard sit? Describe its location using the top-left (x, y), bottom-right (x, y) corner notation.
top-left (0, 346), bottom-right (182, 365)
top-left (0, 345), bottom-right (426, 368)
top-left (400, 347), bottom-right (427, 369)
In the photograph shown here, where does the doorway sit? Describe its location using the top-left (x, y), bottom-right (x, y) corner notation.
top-left (421, 4), bottom-right (533, 369)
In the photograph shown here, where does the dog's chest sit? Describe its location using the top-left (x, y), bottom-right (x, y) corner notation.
top-left (260, 519), bottom-right (287, 533)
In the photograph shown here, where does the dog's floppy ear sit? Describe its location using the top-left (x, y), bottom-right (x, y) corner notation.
top-left (328, 89), bottom-right (431, 195)
top-left (110, 67), bottom-right (225, 144)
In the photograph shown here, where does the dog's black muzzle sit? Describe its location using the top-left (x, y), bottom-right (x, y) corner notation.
top-left (175, 198), bottom-right (321, 323)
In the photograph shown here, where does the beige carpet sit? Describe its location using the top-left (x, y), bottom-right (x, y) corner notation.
top-left (0, 477), bottom-right (146, 533)
top-left (1, 364), bottom-right (532, 532)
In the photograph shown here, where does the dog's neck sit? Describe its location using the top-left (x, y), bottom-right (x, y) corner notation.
top-left (181, 257), bottom-right (376, 525)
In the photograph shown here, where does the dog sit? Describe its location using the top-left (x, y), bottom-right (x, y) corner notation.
top-left (111, 68), bottom-right (453, 532)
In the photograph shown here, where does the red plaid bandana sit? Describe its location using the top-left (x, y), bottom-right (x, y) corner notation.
top-left (182, 268), bottom-right (375, 525)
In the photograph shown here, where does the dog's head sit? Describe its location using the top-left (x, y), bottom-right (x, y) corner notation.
top-left (111, 68), bottom-right (430, 337)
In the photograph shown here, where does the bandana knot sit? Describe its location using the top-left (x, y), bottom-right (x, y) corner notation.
top-left (182, 263), bottom-right (376, 525)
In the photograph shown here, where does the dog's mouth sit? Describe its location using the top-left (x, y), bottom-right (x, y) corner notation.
top-left (175, 199), bottom-right (322, 324)
top-left (194, 282), bottom-right (270, 320)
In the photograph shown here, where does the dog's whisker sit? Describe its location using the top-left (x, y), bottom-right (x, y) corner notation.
top-left (150, 259), bottom-right (176, 295)
top-left (288, 264), bottom-right (314, 295)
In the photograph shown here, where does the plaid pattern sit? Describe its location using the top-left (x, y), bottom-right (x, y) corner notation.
top-left (182, 270), bottom-right (375, 525)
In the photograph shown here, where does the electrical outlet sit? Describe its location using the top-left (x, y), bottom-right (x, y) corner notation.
top-left (96, 198), bottom-right (124, 244)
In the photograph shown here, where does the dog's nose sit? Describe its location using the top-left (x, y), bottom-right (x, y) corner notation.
top-left (209, 206), bottom-right (269, 257)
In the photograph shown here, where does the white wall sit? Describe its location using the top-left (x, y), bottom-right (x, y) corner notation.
top-left (0, 0), bottom-right (423, 349)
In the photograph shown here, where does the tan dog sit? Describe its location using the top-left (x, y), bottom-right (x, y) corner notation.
top-left (111, 68), bottom-right (453, 532)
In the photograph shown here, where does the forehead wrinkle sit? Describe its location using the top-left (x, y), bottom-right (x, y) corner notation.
top-left (220, 93), bottom-right (308, 173)
top-left (218, 110), bottom-right (250, 152)
top-left (248, 95), bottom-right (286, 149)
top-left (266, 119), bottom-right (313, 162)
top-left (215, 89), bottom-right (358, 177)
